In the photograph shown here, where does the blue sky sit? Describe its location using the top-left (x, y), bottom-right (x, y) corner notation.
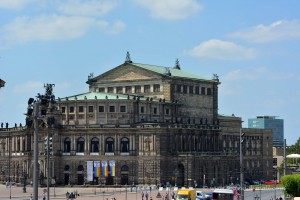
top-left (0, 0), bottom-right (300, 145)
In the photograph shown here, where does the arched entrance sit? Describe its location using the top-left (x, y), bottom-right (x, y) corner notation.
top-left (77, 165), bottom-right (84, 185)
top-left (120, 165), bottom-right (129, 185)
top-left (175, 163), bottom-right (185, 187)
top-left (64, 165), bottom-right (70, 185)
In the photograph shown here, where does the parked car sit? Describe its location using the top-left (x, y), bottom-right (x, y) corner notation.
top-left (204, 192), bottom-right (212, 200)
top-left (196, 191), bottom-right (206, 200)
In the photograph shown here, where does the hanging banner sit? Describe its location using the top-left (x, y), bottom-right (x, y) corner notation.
top-left (109, 160), bottom-right (116, 177)
top-left (101, 160), bottom-right (108, 177)
top-left (87, 161), bottom-right (93, 181)
top-left (94, 161), bottom-right (101, 177)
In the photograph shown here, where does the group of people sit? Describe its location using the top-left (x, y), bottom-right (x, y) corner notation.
top-left (0, 122), bottom-right (23, 130)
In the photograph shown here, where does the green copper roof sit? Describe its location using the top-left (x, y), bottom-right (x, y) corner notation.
top-left (132, 63), bottom-right (209, 80)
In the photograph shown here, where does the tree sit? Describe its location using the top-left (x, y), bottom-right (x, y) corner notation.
top-left (281, 174), bottom-right (300, 197)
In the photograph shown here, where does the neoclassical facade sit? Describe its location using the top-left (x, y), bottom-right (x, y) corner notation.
top-left (0, 55), bottom-right (273, 187)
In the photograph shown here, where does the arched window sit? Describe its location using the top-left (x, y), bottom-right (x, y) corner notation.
top-left (64, 165), bottom-right (70, 171)
top-left (90, 137), bottom-right (99, 153)
top-left (105, 137), bottom-right (114, 152)
top-left (120, 137), bottom-right (129, 153)
top-left (78, 165), bottom-right (84, 171)
top-left (64, 137), bottom-right (71, 152)
top-left (77, 137), bottom-right (85, 152)
top-left (121, 165), bottom-right (129, 172)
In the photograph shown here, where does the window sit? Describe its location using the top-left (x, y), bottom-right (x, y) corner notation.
top-left (201, 87), bottom-right (206, 95)
top-left (98, 87), bottom-right (105, 92)
top-left (61, 107), bottom-right (66, 113)
top-left (109, 106), bottom-right (115, 112)
top-left (117, 86), bottom-right (123, 93)
top-left (165, 108), bottom-right (170, 115)
top-left (195, 86), bottom-right (199, 94)
top-left (189, 86), bottom-right (193, 94)
top-left (207, 88), bottom-right (212, 95)
top-left (120, 105), bottom-right (126, 113)
top-left (64, 137), bottom-right (71, 152)
top-left (77, 137), bottom-right (85, 152)
top-left (140, 106), bottom-right (144, 113)
top-left (99, 106), bottom-right (105, 112)
top-left (120, 137), bottom-right (129, 153)
top-left (154, 84), bottom-right (160, 92)
top-left (105, 137), bottom-right (114, 152)
top-left (69, 106), bottom-right (74, 113)
top-left (78, 106), bottom-right (84, 113)
top-left (183, 85), bottom-right (188, 94)
top-left (90, 137), bottom-right (99, 153)
top-left (135, 85), bottom-right (141, 93)
top-left (88, 106), bottom-right (93, 113)
top-left (125, 86), bottom-right (132, 93)
top-left (153, 107), bottom-right (157, 114)
top-left (144, 85), bottom-right (150, 93)
top-left (108, 87), bottom-right (114, 93)
top-left (177, 85), bottom-right (182, 92)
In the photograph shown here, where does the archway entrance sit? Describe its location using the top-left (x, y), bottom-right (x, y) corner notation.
top-left (77, 165), bottom-right (84, 185)
top-left (175, 163), bottom-right (185, 187)
top-left (120, 165), bottom-right (129, 185)
top-left (64, 165), bottom-right (70, 185)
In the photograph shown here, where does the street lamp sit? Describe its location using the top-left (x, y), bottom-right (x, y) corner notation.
top-left (240, 128), bottom-right (245, 200)
top-left (22, 171), bottom-right (27, 193)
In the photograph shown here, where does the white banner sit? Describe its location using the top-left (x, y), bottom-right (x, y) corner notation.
top-left (87, 161), bottom-right (93, 181)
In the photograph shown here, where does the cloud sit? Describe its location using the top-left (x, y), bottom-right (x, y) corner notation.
top-left (105, 20), bottom-right (126, 34)
top-left (0, 0), bottom-right (39, 10)
top-left (13, 81), bottom-right (43, 93)
top-left (0, 14), bottom-right (124, 44)
top-left (222, 68), bottom-right (268, 81)
top-left (185, 39), bottom-right (259, 60)
top-left (134, 0), bottom-right (202, 20)
top-left (229, 20), bottom-right (300, 43)
top-left (56, 0), bottom-right (118, 16)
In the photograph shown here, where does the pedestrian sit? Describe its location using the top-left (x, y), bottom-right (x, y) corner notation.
top-left (29, 194), bottom-right (33, 200)
top-left (142, 191), bottom-right (144, 200)
top-left (42, 192), bottom-right (46, 200)
top-left (146, 191), bottom-right (149, 200)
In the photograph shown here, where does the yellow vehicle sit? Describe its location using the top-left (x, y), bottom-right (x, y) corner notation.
top-left (176, 189), bottom-right (196, 200)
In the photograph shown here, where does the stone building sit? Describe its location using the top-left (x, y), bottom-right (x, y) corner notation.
top-left (0, 54), bottom-right (273, 187)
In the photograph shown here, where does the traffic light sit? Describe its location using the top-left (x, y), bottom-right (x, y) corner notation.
top-left (40, 97), bottom-right (49, 116)
top-left (44, 136), bottom-right (53, 154)
top-left (240, 132), bottom-right (245, 143)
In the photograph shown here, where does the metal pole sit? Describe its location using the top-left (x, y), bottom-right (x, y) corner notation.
top-left (239, 128), bottom-right (244, 200)
top-left (33, 102), bottom-right (39, 200)
top-left (9, 131), bottom-right (11, 199)
top-left (284, 139), bottom-right (286, 176)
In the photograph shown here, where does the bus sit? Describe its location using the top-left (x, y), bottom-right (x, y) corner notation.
top-left (212, 188), bottom-right (239, 200)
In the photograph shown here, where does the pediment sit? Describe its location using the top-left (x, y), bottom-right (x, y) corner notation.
top-left (114, 71), bottom-right (151, 81)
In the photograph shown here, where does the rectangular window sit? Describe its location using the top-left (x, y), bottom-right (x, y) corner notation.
top-left (88, 106), bottom-right (93, 113)
top-left (154, 84), bottom-right (160, 92)
top-left (207, 88), bottom-right (212, 95)
top-left (177, 85), bottom-right (181, 92)
top-left (120, 105), bottom-right (126, 113)
top-left (153, 107), bottom-right (157, 114)
top-left (99, 106), bottom-right (105, 112)
top-left (117, 86), bottom-right (123, 93)
top-left (144, 85), bottom-right (150, 93)
top-left (125, 86), bottom-right (132, 93)
top-left (61, 107), bottom-right (66, 113)
top-left (189, 86), bottom-right (193, 94)
top-left (195, 86), bottom-right (199, 94)
top-left (183, 85), bottom-right (188, 94)
top-left (109, 106), bottom-right (115, 112)
top-left (78, 106), bottom-right (84, 113)
top-left (135, 85), bottom-right (141, 93)
top-left (140, 106), bottom-right (144, 113)
top-left (98, 87), bottom-right (105, 93)
top-left (108, 87), bottom-right (114, 93)
top-left (69, 106), bottom-right (74, 113)
top-left (201, 87), bottom-right (206, 95)
top-left (165, 108), bottom-right (170, 115)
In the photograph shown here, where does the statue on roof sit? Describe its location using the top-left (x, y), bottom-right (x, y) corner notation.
top-left (125, 51), bottom-right (133, 63)
top-left (174, 59), bottom-right (181, 70)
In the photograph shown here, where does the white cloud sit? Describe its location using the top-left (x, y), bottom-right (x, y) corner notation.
top-left (105, 20), bottom-right (126, 34)
top-left (134, 0), bottom-right (202, 20)
top-left (56, 0), bottom-right (118, 16)
top-left (222, 68), bottom-right (268, 81)
top-left (13, 81), bottom-right (43, 93)
top-left (1, 14), bottom-right (124, 44)
top-left (229, 20), bottom-right (300, 43)
top-left (0, 0), bottom-right (39, 10)
top-left (185, 39), bottom-right (259, 60)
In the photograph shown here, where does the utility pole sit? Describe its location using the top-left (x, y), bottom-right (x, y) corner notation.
top-left (240, 128), bottom-right (245, 200)
top-left (33, 102), bottom-right (39, 200)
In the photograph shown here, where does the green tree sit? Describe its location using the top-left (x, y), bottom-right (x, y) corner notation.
top-left (287, 138), bottom-right (300, 155)
top-left (281, 174), bottom-right (300, 197)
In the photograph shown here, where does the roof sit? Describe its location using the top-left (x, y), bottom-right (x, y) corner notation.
top-left (58, 92), bottom-right (170, 103)
top-left (131, 63), bottom-right (211, 81)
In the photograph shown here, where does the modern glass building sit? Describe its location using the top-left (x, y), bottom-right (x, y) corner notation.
top-left (248, 116), bottom-right (284, 147)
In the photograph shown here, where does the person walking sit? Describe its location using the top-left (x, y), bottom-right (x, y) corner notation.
top-left (42, 192), bottom-right (46, 200)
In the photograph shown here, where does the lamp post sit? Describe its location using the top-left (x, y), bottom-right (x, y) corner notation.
top-left (8, 130), bottom-right (11, 199)
top-left (239, 128), bottom-right (245, 200)
top-left (23, 171), bottom-right (27, 193)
